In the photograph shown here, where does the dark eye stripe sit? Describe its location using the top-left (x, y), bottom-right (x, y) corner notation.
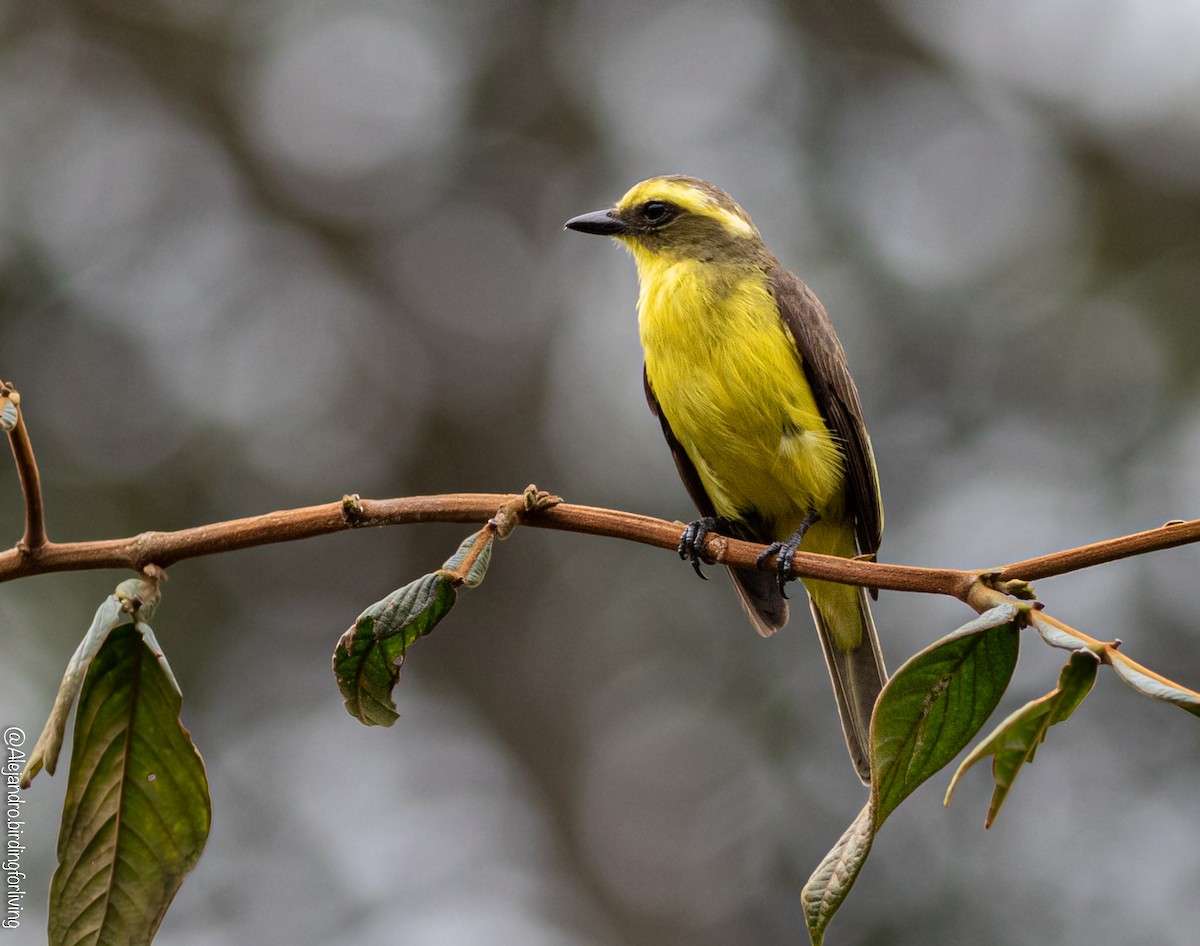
top-left (641, 200), bottom-right (675, 226)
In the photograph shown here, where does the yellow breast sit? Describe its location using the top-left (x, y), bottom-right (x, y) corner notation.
top-left (634, 255), bottom-right (846, 538)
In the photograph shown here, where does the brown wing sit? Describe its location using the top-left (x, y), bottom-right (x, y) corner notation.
top-left (770, 268), bottom-right (883, 557)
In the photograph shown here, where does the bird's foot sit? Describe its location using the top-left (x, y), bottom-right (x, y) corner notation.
top-left (678, 516), bottom-right (720, 580)
top-left (756, 508), bottom-right (821, 598)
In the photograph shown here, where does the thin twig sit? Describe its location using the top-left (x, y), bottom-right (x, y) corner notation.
top-left (995, 518), bottom-right (1200, 582)
top-left (2, 384), bottom-right (48, 551)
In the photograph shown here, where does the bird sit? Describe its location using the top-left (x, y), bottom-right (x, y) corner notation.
top-left (565, 175), bottom-right (886, 782)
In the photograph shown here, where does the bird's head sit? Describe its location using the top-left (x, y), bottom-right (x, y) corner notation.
top-left (565, 176), bottom-right (768, 268)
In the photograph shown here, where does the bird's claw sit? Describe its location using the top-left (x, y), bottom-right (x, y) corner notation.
top-left (757, 540), bottom-right (797, 598)
top-left (756, 508), bottom-right (820, 599)
top-left (678, 517), bottom-right (718, 580)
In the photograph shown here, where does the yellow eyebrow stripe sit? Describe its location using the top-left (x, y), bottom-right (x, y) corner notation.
top-left (617, 178), bottom-right (759, 238)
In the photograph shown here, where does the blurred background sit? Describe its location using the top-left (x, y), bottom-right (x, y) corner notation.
top-left (3, 0), bottom-right (1200, 943)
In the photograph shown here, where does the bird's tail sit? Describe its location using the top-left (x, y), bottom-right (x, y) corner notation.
top-left (728, 565), bottom-right (788, 637)
top-left (809, 586), bottom-right (886, 783)
top-left (728, 563), bottom-right (886, 783)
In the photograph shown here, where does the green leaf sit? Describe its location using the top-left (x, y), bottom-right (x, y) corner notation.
top-left (134, 621), bottom-right (181, 698)
top-left (22, 596), bottom-right (130, 787)
top-left (1028, 611), bottom-right (1091, 651)
top-left (1029, 611), bottom-right (1200, 717)
top-left (0, 397), bottom-right (17, 431)
top-left (50, 623), bottom-right (210, 946)
top-left (801, 804), bottom-right (874, 946)
top-left (1107, 648), bottom-right (1200, 717)
top-left (945, 649), bottom-right (1098, 826)
top-left (23, 575), bottom-right (168, 788)
top-left (871, 604), bottom-right (1020, 829)
top-left (333, 572), bottom-right (457, 726)
top-left (803, 606), bottom-right (1023, 942)
top-left (441, 529), bottom-right (493, 588)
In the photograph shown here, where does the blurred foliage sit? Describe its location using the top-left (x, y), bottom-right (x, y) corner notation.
top-left (4, 0), bottom-right (1200, 943)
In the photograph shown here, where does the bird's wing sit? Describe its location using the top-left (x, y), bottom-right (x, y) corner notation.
top-left (770, 268), bottom-right (883, 557)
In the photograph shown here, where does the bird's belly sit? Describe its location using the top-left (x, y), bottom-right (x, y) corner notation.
top-left (644, 307), bottom-right (846, 538)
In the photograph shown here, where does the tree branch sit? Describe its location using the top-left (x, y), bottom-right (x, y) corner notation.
top-left (6, 382), bottom-right (1198, 601)
top-left (2, 382), bottom-right (47, 552)
top-left (2, 475), bottom-right (1196, 607)
top-left (994, 518), bottom-right (1200, 582)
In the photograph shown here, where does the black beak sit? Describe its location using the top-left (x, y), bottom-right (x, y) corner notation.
top-left (564, 209), bottom-right (630, 236)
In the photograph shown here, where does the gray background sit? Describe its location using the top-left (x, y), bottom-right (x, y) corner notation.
top-left (2, 1), bottom-right (1200, 943)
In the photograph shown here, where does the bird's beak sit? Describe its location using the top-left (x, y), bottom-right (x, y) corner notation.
top-left (564, 209), bottom-right (630, 236)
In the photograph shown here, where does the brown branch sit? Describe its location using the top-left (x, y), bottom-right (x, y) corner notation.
top-left (2, 383), bottom-right (47, 551)
top-left (1, 396), bottom-right (1195, 599)
top-left (2, 478), bottom-right (1196, 608)
top-left (0, 494), bottom-right (495, 581)
top-left (0, 488), bottom-right (971, 593)
top-left (7, 385), bottom-right (1197, 604)
top-left (994, 518), bottom-right (1200, 582)
top-left (532, 503), bottom-right (975, 598)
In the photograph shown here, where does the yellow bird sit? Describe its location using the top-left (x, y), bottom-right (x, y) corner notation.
top-left (566, 176), bottom-right (886, 782)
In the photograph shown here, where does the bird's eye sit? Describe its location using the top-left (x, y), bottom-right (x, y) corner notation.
top-left (641, 201), bottom-right (674, 226)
